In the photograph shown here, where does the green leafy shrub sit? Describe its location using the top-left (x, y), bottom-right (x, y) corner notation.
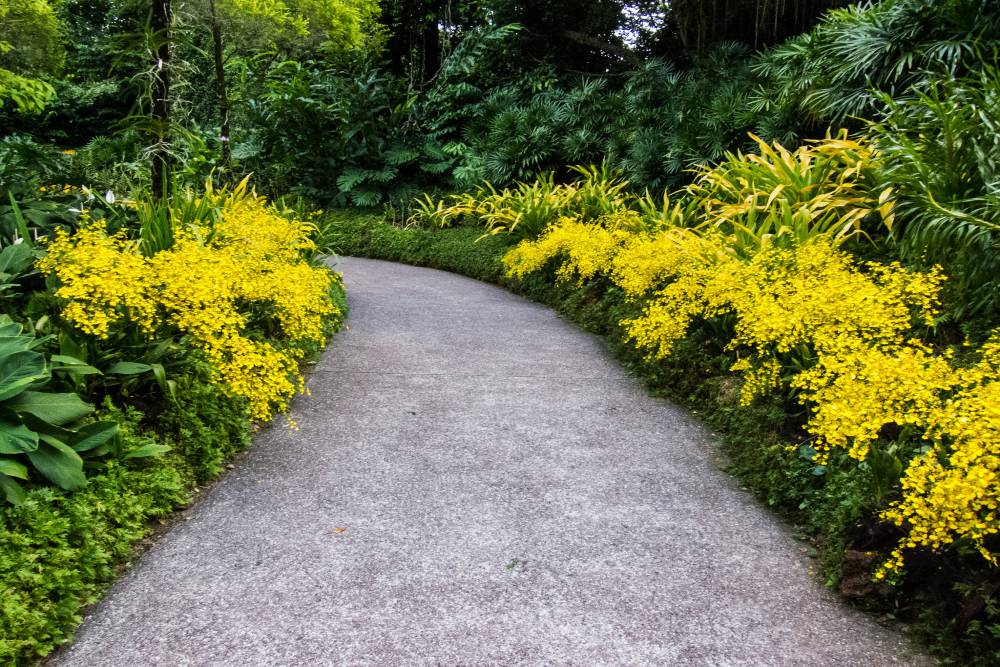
top-left (239, 61), bottom-right (447, 206)
top-left (408, 164), bottom-right (630, 240)
top-left (753, 0), bottom-right (1000, 127)
top-left (0, 378), bottom-right (252, 664)
top-left (0, 316), bottom-right (123, 504)
top-left (870, 65), bottom-right (1000, 325)
top-left (157, 359), bottom-right (250, 483)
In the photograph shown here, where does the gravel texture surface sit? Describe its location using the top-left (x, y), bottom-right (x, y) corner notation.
top-left (54, 256), bottom-right (928, 666)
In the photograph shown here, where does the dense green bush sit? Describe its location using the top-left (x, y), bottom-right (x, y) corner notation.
top-left (237, 61), bottom-right (449, 206)
top-left (156, 362), bottom-right (250, 484)
top-left (0, 402), bottom-right (200, 663)
top-left (754, 0), bottom-right (1000, 127)
top-left (870, 65), bottom-right (1000, 325)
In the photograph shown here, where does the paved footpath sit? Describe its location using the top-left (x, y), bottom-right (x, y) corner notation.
top-left (55, 257), bottom-right (928, 666)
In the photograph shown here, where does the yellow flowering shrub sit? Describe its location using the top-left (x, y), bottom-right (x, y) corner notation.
top-left (497, 133), bottom-right (1000, 576)
top-left (609, 227), bottom-right (718, 297)
top-left (793, 343), bottom-right (956, 461)
top-left (38, 195), bottom-right (340, 422)
top-left (877, 336), bottom-right (1000, 577)
top-left (502, 217), bottom-right (630, 283)
top-left (621, 239), bottom-right (941, 363)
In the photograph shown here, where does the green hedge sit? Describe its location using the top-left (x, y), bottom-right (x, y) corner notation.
top-left (326, 212), bottom-right (999, 666)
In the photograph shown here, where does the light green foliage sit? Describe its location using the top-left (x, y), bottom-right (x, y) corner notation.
top-left (687, 131), bottom-right (894, 256)
top-left (0, 0), bottom-right (62, 112)
top-left (0, 0), bottom-right (63, 74)
top-left (218, 0), bottom-right (379, 56)
top-left (0, 458), bottom-right (186, 663)
top-left (156, 359), bottom-right (250, 482)
top-left (0, 70), bottom-right (55, 114)
top-left (411, 165), bottom-right (630, 240)
top-left (0, 381), bottom-right (250, 663)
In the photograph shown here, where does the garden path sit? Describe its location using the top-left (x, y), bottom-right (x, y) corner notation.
top-left (55, 257), bottom-right (927, 666)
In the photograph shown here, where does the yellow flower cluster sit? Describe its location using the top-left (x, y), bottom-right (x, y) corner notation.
top-left (38, 184), bottom-right (80, 194)
top-left (732, 357), bottom-right (783, 406)
top-left (38, 224), bottom-right (159, 337)
top-left (38, 196), bottom-right (339, 422)
top-left (497, 133), bottom-right (999, 576)
top-left (794, 343), bottom-right (956, 461)
top-left (618, 237), bottom-right (941, 364)
top-left (503, 217), bottom-right (630, 283)
top-left (877, 337), bottom-right (1000, 577)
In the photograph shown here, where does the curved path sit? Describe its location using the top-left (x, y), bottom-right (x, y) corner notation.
top-left (56, 257), bottom-right (926, 666)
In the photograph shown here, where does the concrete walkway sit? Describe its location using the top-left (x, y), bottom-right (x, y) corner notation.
top-left (55, 257), bottom-right (926, 666)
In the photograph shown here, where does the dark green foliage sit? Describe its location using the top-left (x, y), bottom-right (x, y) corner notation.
top-left (0, 0), bottom-right (145, 143)
top-left (239, 61), bottom-right (446, 206)
top-left (753, 0), bottom-right (1000, 127)
top-left (668, 0), bottom-right (855, 54)
top-left (156, 361), bottom-right (250, 483)
top-left (607, 44), bottom-right (788, 191)
top-left (454, 74), bottom-right (621, 186)
top-left (0, 135), bottom-right (68, 196)
top-left (440, 42), bottom-right (788, 191)
top-left (870, 65), bottom-right (1000, 326)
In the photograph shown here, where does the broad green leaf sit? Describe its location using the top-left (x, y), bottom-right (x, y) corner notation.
top-left (51, 354), bottom-right (95, 367)
top-left (0, 243), bottom-right (34, 275)
top-left (108, 361), bottom-right (153, 375)
top-left (9, 391), bottom-right (93, 426)
top-left (0, 349), bottom-right (47, 401)
top-left (123, 443), bottom-right (170, 459)
top-left (150, 363), bottom-right (170, 395)
top-left (0, 322), bottom-right (22, 337)
top-left (58, 332), bottom-right (87, 362)
top-left (51, 355), bottom-right (102, 376)
top-left (27, 437), bottom-right (86, 490)
top-left (70, 421), bottom-right (119, 453)
top-left (0, 457), bottom-right (27, 479)
top-left (0, 420), bottom-right (38, 454)
top-left (0, 335), bottom-right (39, 357)
top-left (0, 473), bottom-right (25, 504)
top-left (19, 412), bottom-right (77, 441)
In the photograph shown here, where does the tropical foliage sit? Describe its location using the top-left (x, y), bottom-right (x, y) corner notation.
top-left (4, 0), bottom-right (1000, 662)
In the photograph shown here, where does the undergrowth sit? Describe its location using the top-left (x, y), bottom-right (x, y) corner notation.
top-left (0, 310), bottom-right (345, 665)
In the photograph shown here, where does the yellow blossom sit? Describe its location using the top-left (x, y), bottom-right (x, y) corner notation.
top-left (38, 196), bottom-right (340, 422)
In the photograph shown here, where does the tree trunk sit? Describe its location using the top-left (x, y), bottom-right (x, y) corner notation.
top-left (209, 0), bottom-right (231, 172)
top-left (151, 0), bottom-right (172, 202)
